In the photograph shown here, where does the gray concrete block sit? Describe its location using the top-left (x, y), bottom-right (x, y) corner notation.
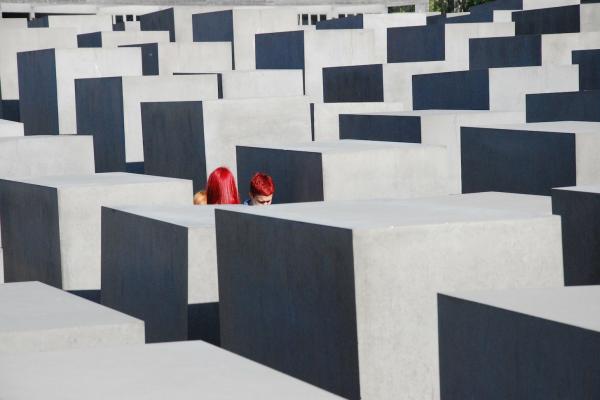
top-left (141, 96), bottom-right (311, 191)
top-left (0, 173), bottom-right (192, 292)
top-left (0, 119), bottom-right (24, 137)
top-left (0, 135), bottom-right (94, 178)
top-left (160, 42), bottom-right (232, 74)
top-left (140, 6), bottom-right (227, 42)
top-left (0, 340), bottom-right (343, 399)
top-left (18, 48), bottom-right (142, 135)
top-left (0, 27), bottom-right (77, 101)
top-left (0, 281), bottom-right (144, 354)
top-left (236, 140), bottom-right (448, 203)
top-left (77, 30), bottom-right (170, 48)
top-left (216, 192), bottom-right (563, 399)
top-left (439, 286), bottom-right (600, 399)
top-left (29, 15), bottom-right (113, 34)
top-left (101, 205), bottom-right (237, 344)
top-left (75, 75), bottom-right (219, 172)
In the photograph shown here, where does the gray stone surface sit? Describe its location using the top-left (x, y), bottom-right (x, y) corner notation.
top-left (101, 204), bottom-right (238, 343)
top-left (0, 173), bottom-right (192, 291)
top-left (0, 281), bottom-right (144, 353)
top-left (438, 286), bottom-right (600, 399)
top-left (216, 192), bottom-right (563, 399)
top-left (0, 340), bottom-right (343, 399)
top-left (236, 139), bottom-right (448, 203)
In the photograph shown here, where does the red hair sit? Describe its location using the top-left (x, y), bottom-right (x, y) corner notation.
top-left (250, 172), bottom-right (275, 196)
top-left (206, 167), bottom-right (240, 204)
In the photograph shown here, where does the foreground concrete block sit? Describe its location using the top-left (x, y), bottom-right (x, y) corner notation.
top-left (28, 15), bottom-right (113, 34)
top-left (236, 140), bottom-right (448, 203)
top-left (526, 90), bottom-right (600, 122)
top-left (552, 185), bottom-right (600, 285)
top-left (122, 42), bottom-right (232, 76)
top-left (461, 121), bottom-right (600, 195)
top-left (101, 205), bottom-right (236, 344)
top-left (255, 29), bottom-right (377, 101)
top-left (413, 65), bottom-right (578, 111)
top-left (18, 48), bottom-right (142, 135)
top-left (141, 97), bottom-right (311, 191)
top-left (0, 28), bottom-right (77, 105)
top-left (439, 286), bottom-right (600, 399)
top-left (0, 281), bottom-right (144, 353)
top-left (0, 119), bottom-right (23, 137)
top-left (338, 110), bottom-right (524, 194)
top-left (0, 173), bottom-right (192, 297)
top-left (75, 75), bottom-right (219, 173)
top-left (216, 192), bottom-right (563, 400)
top-left (77, 30), bottom-right (170, 48)
top-left (0, 135), bottom-right (94, 177)
top-left (193, 8), bottom-right (298, 69)
top-left (312, 101), bottom-right (405, 141)
top-left (0, 340), bottom-right (342, 399)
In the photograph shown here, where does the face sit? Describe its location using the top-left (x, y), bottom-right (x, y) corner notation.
top-left (250, 193), bottom-right (273, 206)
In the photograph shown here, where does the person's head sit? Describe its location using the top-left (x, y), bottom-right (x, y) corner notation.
top-left (206, 167), bottom-right (240, 205)
top-left (248, 172), bottom-right (274, 206)
top-left (193, 190), bottom-right (207, 205)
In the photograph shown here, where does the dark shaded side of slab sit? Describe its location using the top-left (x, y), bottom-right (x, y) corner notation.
top-left (255, 30), bottom-right (305, 70)
top-left (17, 49), bottom-right (59, 135)
top-left (120, 43), bottom-right (159, 76)
top-left (469, 35), bottom-right (541, 69)
top-left (552, 189), bottom-right (600, 286)
top-left (141, 101), bottom-right (206, 192)
top-left (188, 302), bottom-right (220, 346)
top-left (192, 10), bottom-right (235, 69)
top-left (413, 69), bottom-right (490, 110)
top-left (217, 210), bottom-right (361, 400)
top-left (461, 126), bottom-right (576, 195)
top-left (75, 77), bottom-right (126, 173)
top-left (438, 293), bottom-right (600, 399)
top-left (77, 32), bottom-right (102, 48)
top-left (572, 49), bottom-right (600, 90)
top-left (101, 207), bottom-right (188, 343)
top-left (339, 113), bottom-right (421, 142)
top-left (27, 16), bottom-right (49, 28)
top-left (526, 91), bottom-right (600, 122)
top-left (322, 64), bottom-right (384, 103)
top-left (140, 7), bottom-right (175, 42)
top-left (0, 180), bottom-right (62, 287)
top-left (236, 146), bottom-right (324, 204)
top-left (387, 24), bottom-right (444, 63)
top-left (512, 5), bottom-right (581, 35)
top-left (1, 100), bottom-right (20, 122)
top-left (316, 14), bottom-right (363, 29)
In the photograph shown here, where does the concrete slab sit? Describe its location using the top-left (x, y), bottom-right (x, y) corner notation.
top-left (312, 101), bottom-right (405, 141)
top-left (513, 3), bottom-right (600, 34)
top-left (552, 184), bottom-right (600, 285)
top-left (573, 49), bottom-right (600, 90)
top-left (18, 48), bottom-right (142, 135)
top-left (0, 27), bottom-right (77, 102)
top-left (542, 31), bottom-right (600, 65)
top-left (0, 135), bottom-right (94, 178)
top-left (526, 90), bottom-right (600, 122)
top-left (0, 281), bottom-right (144, 354)
top-left (77, 30), bottom-right (170, 48)
top-left (101, 204), bottom-right (239, 344)
top-left (461, 121), bottom-right (600, 195)
top-left (439, 286), bottom-right (600, 399)
top-left (338, 110), bottom-right (525, 193)
top-left (75, 75), bottom-right (219, 172)
top-left (140, 6), bottom-right (229, 42)
top-left (216, 192), bottom-right (563, 399)
top-left (236, 140), bottom-right (449, 203)
top-left (28, 15), bottom-right (113, 34)
top-left (0, 119), bottom-right (23, 137)
top-left (193, 8), bottom-right (298, 69)
top-left (141, 96), bottom-right (311, 191)
top-left (0, 173), bottom-right (192, 293)
top-left (413, 65), bottom-right (579, 111)
top-left (0, 340), bottom-right (343, 399)
top-left (255, 29), bottom-right (378, 102)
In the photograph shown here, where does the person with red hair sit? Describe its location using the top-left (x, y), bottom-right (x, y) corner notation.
top-left (243, 172), bottom-right (275, 206)
top-left (206, 167), bottom-right (241, 205)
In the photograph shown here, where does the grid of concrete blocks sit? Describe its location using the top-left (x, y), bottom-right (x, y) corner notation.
top-left (1, 0), bottom-right (600, 398)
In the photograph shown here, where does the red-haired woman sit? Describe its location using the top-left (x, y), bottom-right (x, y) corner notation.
top-left (206, 167), bottom-right (241, 205)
